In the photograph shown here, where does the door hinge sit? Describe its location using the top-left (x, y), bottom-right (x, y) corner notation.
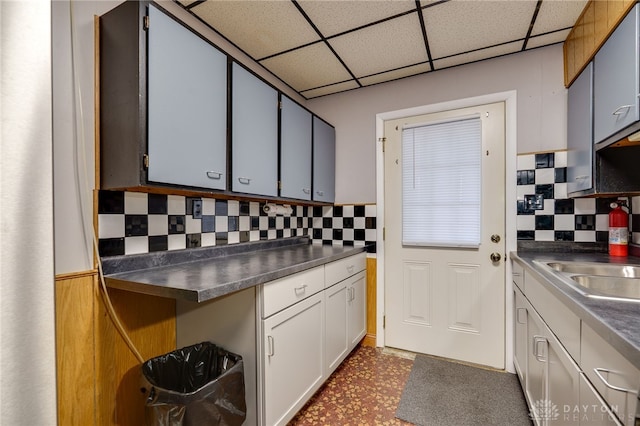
top-left (277, 180), bottom-right (282, 190)
top-left (383, 227), bottom-right (385, 240)
top-left (379, 137), bottom-right (386, 153)
top-left (143, 15), bottom-right (149, 30)
top-left (383, 315), bottom-right (386, 329)
top-left (143, 154), bottom-right (149, 169)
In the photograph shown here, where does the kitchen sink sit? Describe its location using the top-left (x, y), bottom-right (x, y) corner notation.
top-left (534, 260), bottom-right (640, 302)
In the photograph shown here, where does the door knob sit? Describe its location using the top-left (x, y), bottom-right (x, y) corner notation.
top-left (490, 252), bottom-right (502, 262)
top-left (491, 234), bottom-right (501, 243)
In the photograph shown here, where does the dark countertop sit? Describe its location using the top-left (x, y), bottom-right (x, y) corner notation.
top-left (102, 237), bottom-right (367, 303)
top-left (511, 251), bottom-right (640, 370)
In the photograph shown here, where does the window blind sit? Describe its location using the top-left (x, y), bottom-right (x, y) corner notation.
top-left (401, 116), bottom-right (482, 247)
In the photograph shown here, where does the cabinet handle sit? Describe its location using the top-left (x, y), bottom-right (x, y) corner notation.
top-left (302, 188), bottom-right (311, 194)
top-left (316, 190), bottom-right (324, 196)
top-left (593, 368), bottom-right (634, 394)
top-left (612, 105), bottom-right (633, 116)
top-left (294, 284), bottom-right (307, 295)
top-left (267, 335), bottom-right (274, 357)
top-left (206, 171), bottom-right (222, 179)
top-left (533, 335), bottom-right (547, 362)
top-left (516, 307), bottom-right (527, 325)
top-left (238, 177), bottom-right (252, 185)
top-left (574, 175), bottom-right (589, 181)
top-left (347, 265), bottom-right (355, 274)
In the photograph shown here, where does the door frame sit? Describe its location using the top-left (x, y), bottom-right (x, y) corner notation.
top-left (375, 91), bottom-right (518, 373)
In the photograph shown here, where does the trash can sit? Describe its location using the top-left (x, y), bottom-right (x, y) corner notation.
top-left (141, 342), bottom-right (246, 426)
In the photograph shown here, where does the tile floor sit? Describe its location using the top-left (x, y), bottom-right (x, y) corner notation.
top-left (289, 345), bottom-right (415, 425)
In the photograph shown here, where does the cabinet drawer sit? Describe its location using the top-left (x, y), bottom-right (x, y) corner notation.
top-left (325, 253), bottom-right (366, 287)
top-left (525, 273), bottom-right (580, 362)
top-left (262, 266), bottom-right (324, 318)
top-left (512, 261), bottom-right (524, 291)
top-left (581, 323), bottom-right (639, 425)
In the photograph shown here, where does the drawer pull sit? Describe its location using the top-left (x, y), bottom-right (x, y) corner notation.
top-left (302, 188), bottom-right (311, 194)
top-left (512, 272), bottom-right (522, 277)
top-left (238, 177), bottom-right (252, 185)
top-left (294, 284), bottom-right (307, 295)
top-left (206, 171), bottom-right (222, 179)
top-left (516, 307), bottom-right (527, 324)
top-left (267, 335), bottom-right (275, 357)
top-left (347, 265), bottom-right (355, 274)
top-left (316, 190), bottom-right (324, 196)
top-left (593, 368), bottom-right (635, 393)
top-left (533, 335), bottom-right (547, 362)
top-left (612, 105), bottom-right (633, 116)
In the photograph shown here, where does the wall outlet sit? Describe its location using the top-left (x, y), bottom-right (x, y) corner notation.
top-left (186, 197), bottom-right (203, 219)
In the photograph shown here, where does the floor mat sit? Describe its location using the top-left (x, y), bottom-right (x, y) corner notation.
top-left (395, 354), bottom-right (532, 426)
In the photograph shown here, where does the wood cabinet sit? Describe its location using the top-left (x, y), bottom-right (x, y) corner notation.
top-left (593, 4), bottom-right (640, 147)
top-left (567, 62), bottom-right (593, 195)
top-left (312, 117), bottom-right (336, 203)
top-left (280, 96), bottom-right (312, 200)
top-left (100, 2), bottom-right (227, 191)
top-left (232, 63), bottom-right (279, 197)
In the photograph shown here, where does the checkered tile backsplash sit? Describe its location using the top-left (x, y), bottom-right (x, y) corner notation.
top-left (98, 190), bottom-right (377, 257)
top-left (517, 151), bottom-right (638, 243)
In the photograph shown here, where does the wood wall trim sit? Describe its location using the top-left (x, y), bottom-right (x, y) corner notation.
top-left (365, 258), bottom-right (377, 346)
top-left (564, 0), bottom-right (637, 87)
top-left (56, 269), bottom-right (98, 280)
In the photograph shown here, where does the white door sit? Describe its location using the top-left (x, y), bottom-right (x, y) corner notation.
top-left (384, 102), bottom-right (506, 368)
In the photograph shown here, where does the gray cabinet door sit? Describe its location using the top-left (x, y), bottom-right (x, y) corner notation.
top-left (567, 62), bottom-right (593, 194)
top-left (147, 4), bottom-right (227, 190)
top-left (593, 5), bottom-right (639, 145)
top-left (280, 97), bottom-right (312, 200)
top-left (313, 117), bottom-right (336, 203)
top-left (232, 63), bottom-right (278, 197)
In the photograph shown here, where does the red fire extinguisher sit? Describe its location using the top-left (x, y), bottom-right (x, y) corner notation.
top-left (609, 200), bottom-right (628, 257)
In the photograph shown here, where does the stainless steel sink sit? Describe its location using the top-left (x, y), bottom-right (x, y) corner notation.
top-left (547, 262), bottom-right (640, 278)
top-left (535, 260), bottom-right (640, 302)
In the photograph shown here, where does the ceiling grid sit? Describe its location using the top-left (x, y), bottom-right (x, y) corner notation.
top-left (178, 0), bottom-right (588, 99)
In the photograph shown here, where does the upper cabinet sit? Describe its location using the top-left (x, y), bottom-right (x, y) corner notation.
top-left (280, 96), bottom-right (312, 200)
top-left (147, 4), bottom-right (227, 190)
top-left (313, 117), bottom-right (336, 203)
top-left (567, 62), bottom-right (593, 195)
top-left (231, 63), bottom-right (279, 197)
top-left (100, 2), bottom-right (227, 190)
top-left (100, 2), bottom-right (336, 204)
top-left (593, 4), bottom-right (640, 147)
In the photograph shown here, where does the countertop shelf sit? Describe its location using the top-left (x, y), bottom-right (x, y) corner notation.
top-left (101, 237), bottom-right (366, 302)
top-left (512, 251), bottom-right (640, 370)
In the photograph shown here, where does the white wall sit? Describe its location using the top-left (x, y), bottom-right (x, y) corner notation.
top-left (52, 0), bottom-right (306, 275)
top-left (1, 1), bottom-right (57, 424)
top-left (308, 45), bottom-right (568, 204)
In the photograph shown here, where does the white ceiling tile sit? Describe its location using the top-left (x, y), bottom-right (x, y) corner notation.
top-left (329, 13), bottom-right (428, 78)
top-left (302, 81), bottom-right (361, 99)
top-left (260, 43), bottom-right (353, 92)
top-left (526, 29), bottom-right (571, 49)
top-left (359, 63), bottom-right (432, 86)
top-left (532, 0), bottom-right (587, 36)
top-left (432, 41), bottom-right (522, 69)
top-left (191, 0), bottom-right (319, 59)
top-left (424, 1), bottom-right (537, 59)
top-left (298, 0), bottom-right (416, 37)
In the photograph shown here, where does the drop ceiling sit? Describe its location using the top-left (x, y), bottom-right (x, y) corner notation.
top-left (177, 0), bottom-right (588, 99)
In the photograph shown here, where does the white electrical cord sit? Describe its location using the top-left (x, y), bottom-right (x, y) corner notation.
top-left (69, 1), bottom-right (144, 364)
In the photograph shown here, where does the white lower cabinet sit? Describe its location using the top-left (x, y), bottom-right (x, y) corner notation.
top-left (261, 291), bottom-right (324, 426)
top-left (259, 253), bottom-right (367, 426)
top-left (513, 261), bottom-right (635, 426)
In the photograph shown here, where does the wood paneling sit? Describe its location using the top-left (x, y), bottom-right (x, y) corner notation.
top-left (564, 0), bottom-right (637, 86)
top-left (56, 271), bottom-right (176, 426)
top-left (56, 272), bottom-right (98, 426)
top-left (363, 257), bottom-right (377, 347)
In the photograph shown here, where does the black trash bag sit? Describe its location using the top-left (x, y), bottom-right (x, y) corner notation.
top-left (141, 342), bottom-right (246, 426)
